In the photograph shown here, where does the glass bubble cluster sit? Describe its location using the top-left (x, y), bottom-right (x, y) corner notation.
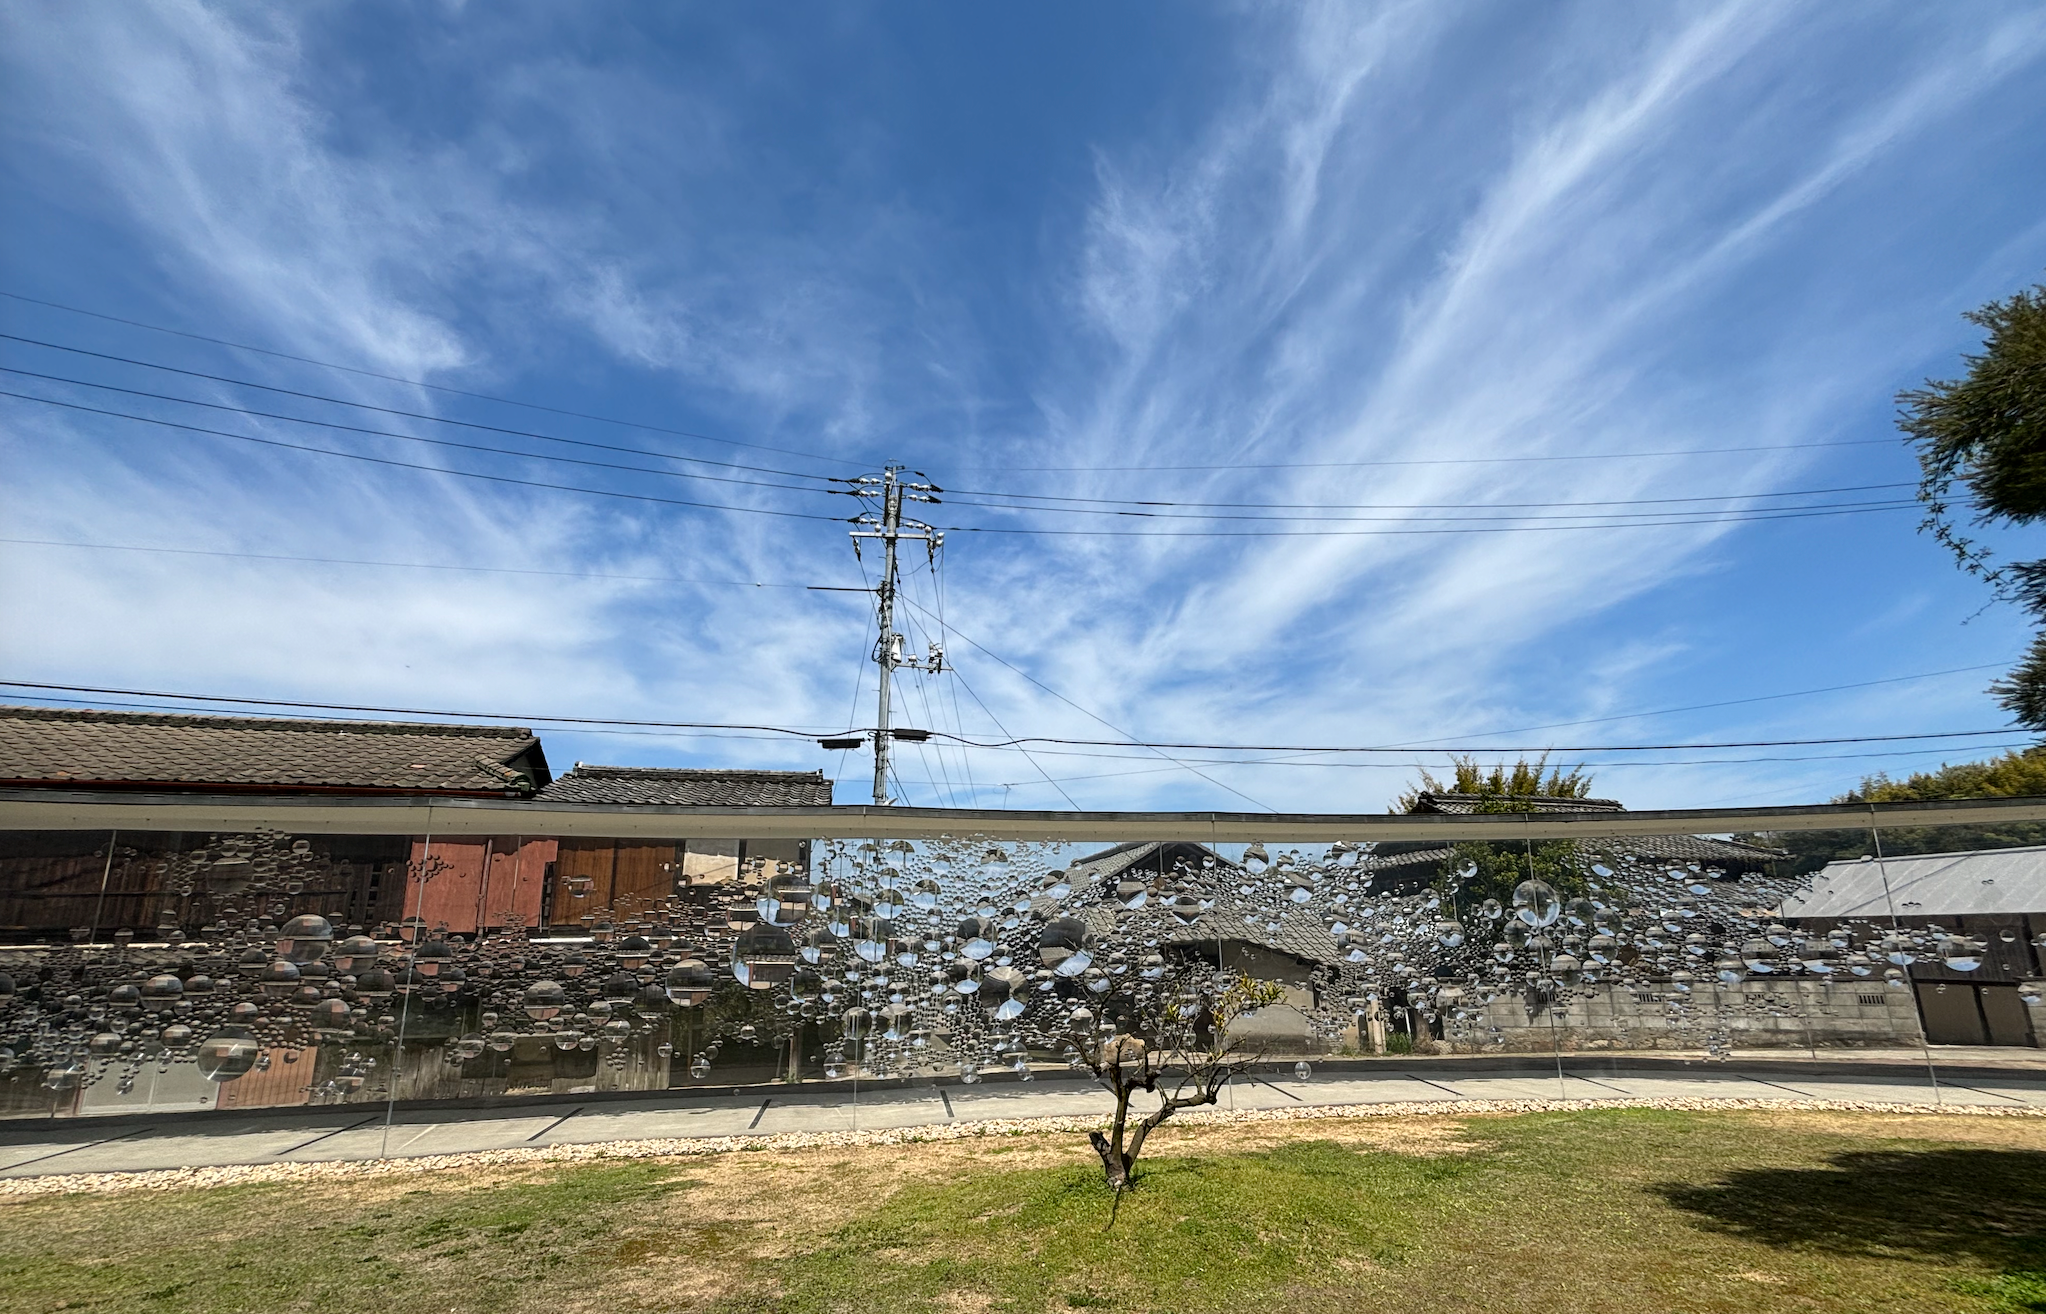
top-left (0, 828), bottom-right (2039, 1115)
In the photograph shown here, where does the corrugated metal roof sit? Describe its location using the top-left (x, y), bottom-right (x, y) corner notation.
top-left (1781, 845), bottom-right (2046, 918)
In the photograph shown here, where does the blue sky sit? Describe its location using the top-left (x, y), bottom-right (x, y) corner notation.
top-left (3, 1), bottom-right (2045, 813)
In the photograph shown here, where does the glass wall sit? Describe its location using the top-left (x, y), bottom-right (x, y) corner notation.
top-left (0, 818), bottom-right (2039, 1121)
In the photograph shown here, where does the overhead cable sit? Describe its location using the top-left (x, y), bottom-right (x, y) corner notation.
top-left (0, 342), bottom-right (840, 484)
top-left (16, 360), bottom-right (1907, 523)
top-left (0, 390), bottom-right (848, 525)
top-left (0, 680), bottom-right (2017, 753)
top-left (956, 439), bottom-right (1900, 473)
top-left (0, 290), bottom-right (861, 467)
top-left (0, 390), bottom-right (1921, 537)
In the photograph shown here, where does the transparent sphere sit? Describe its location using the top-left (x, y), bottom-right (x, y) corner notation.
top-left (354, 968), bottom-right (396, 999)
top-left (666, 959), bottom-right (714, 1007)
top-left (731, 924), bottom-right (798, 990)
top-left (799, 926), bottom-right (837, 965)
top-left (523, 979), bottom-right (568, 1021)
top-left (755, 872), bottom-right (816, 928)
top-left (1512, 880), bottom-right (1561, 928)
top-left (1937, 936), bottom-right (1983, 972)
top-left (277, 914), bottom-right (334, 964)
top-left (333, 934), bottom-right (379, 971)
top-left (957, 914), bottom-right (998, 961)
top-left (1039, 917), bottom-right (1094, 977)
top-left (982, 965), bottom-right (1028, 1022)
top-left (196, 1029), bottom-right (261, 1083)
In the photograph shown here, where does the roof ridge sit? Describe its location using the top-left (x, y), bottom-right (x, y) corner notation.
top-left (1420, 790), bottom-right (1625, 805)
top-left (562, 764), bottom-right (825, 779)
top-left (0, 704), bottom-right (534, 739)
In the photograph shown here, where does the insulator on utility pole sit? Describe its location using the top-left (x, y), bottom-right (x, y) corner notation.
top-left (842, 464), bottom-right (944, 805)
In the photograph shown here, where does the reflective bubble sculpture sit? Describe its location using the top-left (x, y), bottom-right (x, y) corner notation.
top-left (0, 824), bottom-right (1986, 1116)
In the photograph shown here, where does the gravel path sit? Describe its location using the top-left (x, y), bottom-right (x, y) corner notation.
top-left (3, 1095), bottom-right (2041, 1199)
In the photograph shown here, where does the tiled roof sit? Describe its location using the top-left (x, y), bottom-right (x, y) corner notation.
top-left (538, 764), bottom-right (833, 806)
top-left (1581, 834), bottom-right (1788, 867)
top-left (0, 705), bottom-right (547, 795)
top-left (1407, 792), bottom-right (1626, 814)
top-left (1063, 841), bottom-right (1348, 964)
top-left (1358, 834), bottom-right (1787, 892)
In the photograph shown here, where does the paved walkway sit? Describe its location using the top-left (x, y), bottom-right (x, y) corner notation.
top-left (3, 1054), bottom-right (2043, 1179)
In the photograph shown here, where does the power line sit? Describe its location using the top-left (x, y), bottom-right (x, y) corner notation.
top-left (941, 661), bottom-right (1083, 809)
top-left (0, 363), bottom-right (838, 495)
top-left (0, 292), bottom-right (1903, 486)
top-left (956, 438), bottom-right (1902, 473)
top-left (0, 538), bottom-right (823, 589)
top-left (930, 503), bottom-right (1913, 536)
top-left (1383, 662), bottom-right (2014, 745)
top-left (897, 594), bottom-right (1278, 813)
top-left (937, 494), bottom-right (1919, 525)
top-left (0, 290), bottom-right (863, 467)
top-left (16, 690), bottom-right (2015, 782)
top-left (4, 693), bottom-right (819, 746)
top-left (938, 727), bottom-right (2022, 753)
top-left (987, 738), bottom-right (2040, 787)
top-left (1, 689), bottom-right (2025, 774)
top-left (0, 679), bottom-right (2017, 753)
top-left (7, 538), bottom-right (2020, 758)
top-left (0, 680), bottom-right (856, 738)
top-left (0, 347), bottom-right (841, 485)
top-left (938, 480), bottom-right (1918, 513)
top-left (0, 390), bottom-right (850, 525)
top-left (0, 389), bottom-right (1921, 536)
top-left (0, 329), bottom-right (1935, 522)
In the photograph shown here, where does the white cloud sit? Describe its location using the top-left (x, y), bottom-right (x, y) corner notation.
top-left (2, 0), bottom-right (2041, 812)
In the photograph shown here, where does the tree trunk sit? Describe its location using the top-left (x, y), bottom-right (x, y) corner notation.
top-left (1089, 1130), bottom-right (1130, 1189)
top-left (1092, 1079), bottom-right (1135, 1188)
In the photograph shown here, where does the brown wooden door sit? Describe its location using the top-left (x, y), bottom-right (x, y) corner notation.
top-left (549, 838), bottom-right (616, 925)
top-left (610, 841), bottom-right (677, 917)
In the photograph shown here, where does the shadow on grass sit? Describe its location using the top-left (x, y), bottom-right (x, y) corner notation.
top-left (1655, 1147), bottom-right (2046, 1270)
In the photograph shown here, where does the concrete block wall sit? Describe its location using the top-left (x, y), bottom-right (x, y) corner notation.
top-left (1452, 980), bottom-right (1925, 1054)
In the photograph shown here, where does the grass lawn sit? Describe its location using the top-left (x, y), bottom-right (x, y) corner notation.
top-left (2, 1108), bottom-right (2043, 1313)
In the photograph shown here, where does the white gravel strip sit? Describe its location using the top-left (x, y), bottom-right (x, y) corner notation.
top-left (3, 1096), bottom-right (2040, 1199)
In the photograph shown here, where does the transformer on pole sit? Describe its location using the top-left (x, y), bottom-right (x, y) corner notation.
top-left (842, 465), bottom-right (945, 804)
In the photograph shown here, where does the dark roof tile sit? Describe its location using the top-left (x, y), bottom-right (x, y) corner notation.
top-left (1408, 792), bottom-right (1626, 814)
top-left (538, 764), bottom-right (832, 807)
top-left (0, 705), bottom-right (546, 795)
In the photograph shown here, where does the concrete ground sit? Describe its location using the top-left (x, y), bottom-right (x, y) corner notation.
top-left (2, 1047), bottom-right (2042, 1180)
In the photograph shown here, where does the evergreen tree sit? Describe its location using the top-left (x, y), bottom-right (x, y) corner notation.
top-left (1395, 756), bottom-right (1596, 908)
top-left (1902, 280), bottom-right (2046, 725)
top-left (1749, 748), bottom-right (2046, 873)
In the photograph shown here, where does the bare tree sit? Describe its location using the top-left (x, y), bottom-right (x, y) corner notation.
top-left (1073, 972), bottom-right (1286, 1196)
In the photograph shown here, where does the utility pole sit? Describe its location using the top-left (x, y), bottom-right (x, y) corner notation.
top-left (844, 465), bottom-right (944, 804)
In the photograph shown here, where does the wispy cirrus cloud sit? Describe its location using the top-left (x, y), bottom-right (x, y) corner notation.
top-left (2, 0), bottom-right (2042, 812)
